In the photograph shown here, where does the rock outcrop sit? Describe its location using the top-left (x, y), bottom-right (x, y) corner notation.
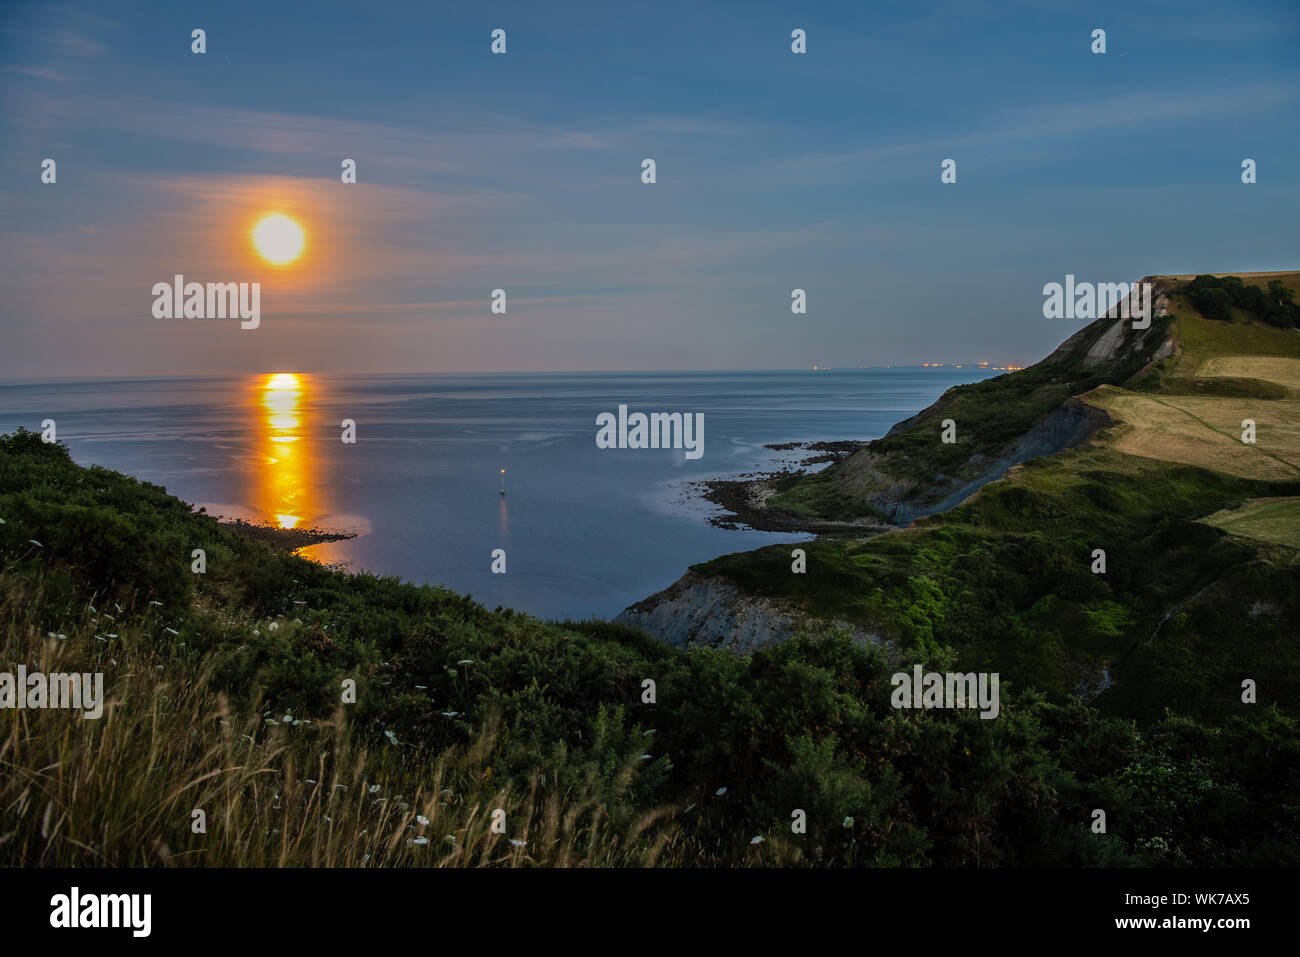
top-left (615, 569), bottom-right (885, 656)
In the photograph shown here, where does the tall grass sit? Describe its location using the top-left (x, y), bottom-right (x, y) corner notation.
top-left (0, 575), bottom-right (699, 867)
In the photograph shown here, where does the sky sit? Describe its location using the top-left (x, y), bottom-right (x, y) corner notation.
top-left (1, 0), bottom-right (1297, 377)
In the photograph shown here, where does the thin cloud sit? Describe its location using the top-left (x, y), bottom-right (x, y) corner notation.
top-left (745, 81), bottom-right (1300, 185)
top-left (3, 64), bottom-right (76, 81)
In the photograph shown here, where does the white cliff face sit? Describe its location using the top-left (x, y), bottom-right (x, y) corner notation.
top-left (1045, 278), bottom-right (1176, 366)
top-left (1084, 318), bottom-right (1131, 364)
top-left (1084, 287), bottom-right (1175, 365)
top-left (614, 570), bottom-right (886, 656)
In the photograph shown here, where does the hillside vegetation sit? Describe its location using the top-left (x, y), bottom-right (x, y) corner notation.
top-left (3, 422), bottom-right (1297, 866)
top-left (765, 274), bottom-right (1299, 524)
top-left (623, 273), bottom-right (1300, 861)
top-left (680, 273), bottom-right (1299, 732)
top-left (693, 274), bottom-right (1300, 678)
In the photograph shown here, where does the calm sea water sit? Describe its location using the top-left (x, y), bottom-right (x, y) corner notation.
top-left (0, 369), bottom-right (997, 620)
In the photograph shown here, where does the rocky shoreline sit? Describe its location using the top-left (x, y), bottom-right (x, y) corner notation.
top-left (763, 439), bottom-right (865, 466)
top-left (691, 439), bottom-right (890, 535)
top-left (692, 473), bottom-right (892, 534)
top-left (220, 517), bottom-right (356, 552)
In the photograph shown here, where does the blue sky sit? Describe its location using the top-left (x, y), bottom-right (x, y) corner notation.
top-left (1, 0), bottom-right (1297, 376)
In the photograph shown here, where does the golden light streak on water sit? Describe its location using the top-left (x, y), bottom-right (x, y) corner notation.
top-left (254, 373), bottom-right (315, 531)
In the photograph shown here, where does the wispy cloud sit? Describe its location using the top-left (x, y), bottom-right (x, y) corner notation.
top-left (743, 81), bottom-right (1300, 186)
top-left (3, 64), bottom-right (75, 81)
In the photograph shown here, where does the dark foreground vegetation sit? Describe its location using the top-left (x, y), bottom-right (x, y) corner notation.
top-left (2, 427), bottom-right (1297, 866)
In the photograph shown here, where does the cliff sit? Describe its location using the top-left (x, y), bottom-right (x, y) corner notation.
top-left (619, 274), bottom-right (1300, 668)
top-left (617, 568), bottom-right (886, 654)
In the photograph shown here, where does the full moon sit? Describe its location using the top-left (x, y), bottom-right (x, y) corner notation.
top-left (252, 214), bottom-right (305, 265)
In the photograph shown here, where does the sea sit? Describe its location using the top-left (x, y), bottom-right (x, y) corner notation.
top-left (0, 368), bottom-right (998, 621)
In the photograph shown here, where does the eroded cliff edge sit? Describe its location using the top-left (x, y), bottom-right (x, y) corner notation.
top-left (618, 278), bottom-right (1183, 653)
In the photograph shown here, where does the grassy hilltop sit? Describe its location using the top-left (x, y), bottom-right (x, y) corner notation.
top-left (764, 273), bottom-right (1300, 524)
top-left (2, 274), bottom-right (1299, 867)
top-left (686, 274), bottom-right (1300, 717)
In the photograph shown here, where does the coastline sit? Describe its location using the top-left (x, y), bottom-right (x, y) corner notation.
top-left (690, 439), bottom-right (890, 535)
top-left (219, 517), bottom-right (356, 552)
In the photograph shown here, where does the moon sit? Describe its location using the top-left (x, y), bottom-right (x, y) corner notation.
top-left (252, 214), bottom-right (305, 265)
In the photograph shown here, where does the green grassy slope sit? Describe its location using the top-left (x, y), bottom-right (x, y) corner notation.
top-left (3, 428), bottom-right (1297, 865)
top-left (766, 275), bottom-right (1300, 522)
top-left (1201, 497), bottom-right (1300, 550)
top-left (693, 275), bottom-right (1300, 723)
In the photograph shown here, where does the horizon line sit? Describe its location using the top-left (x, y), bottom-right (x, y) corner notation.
top-left (0, 364), bottom-right (1024, 383)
